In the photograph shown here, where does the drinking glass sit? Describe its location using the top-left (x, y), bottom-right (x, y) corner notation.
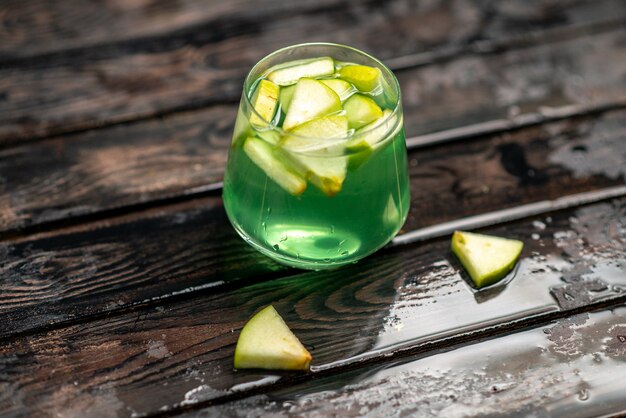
top-left (222, 43), bottom-right (410, 270)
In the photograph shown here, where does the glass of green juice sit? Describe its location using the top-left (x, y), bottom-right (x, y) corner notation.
top-left (222, 43), bottom-right (410, 270)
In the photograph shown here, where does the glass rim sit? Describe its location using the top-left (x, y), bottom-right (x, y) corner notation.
top-left (242, 42), bottom-right (402, 143)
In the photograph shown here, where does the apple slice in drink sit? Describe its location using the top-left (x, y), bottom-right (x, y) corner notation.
top-left (279, 115), bottom-right (348, 196)
top-left (249, 79), bottom-right (280, 128)
top-left (281, 115), bottom-right (348, 151)
top-left (231, 106), bottom-right (251, 148)
top-left (243, 136), bottom-right (306, 196)
top-left (348, 109), bottom-right (395, 150)
top-left (283, 78), bottom-right (342, 131)
top-left (267, 56), bottom-right (335, 86)
top-left (347, 109), bottom-right (397, 169)
top-left (383, 195), bottom-right (401, 228)
top-left (234, 305), bottom-right (312, 370)
top-left (338, 64), bottom-right (382, 92)
top-left (451, 231), bottom-right (524, 289)
top-left (343, 94), bottom-right (383, 129)
top-left (279, 84), bottom-right (296, 113)
top-left (320, 78), bottom-right (354, 101)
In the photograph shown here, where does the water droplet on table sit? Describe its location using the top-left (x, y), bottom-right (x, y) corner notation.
top-left (578, 387), bottom-right (590, 401)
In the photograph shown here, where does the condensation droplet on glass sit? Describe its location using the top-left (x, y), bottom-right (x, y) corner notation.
top-left (330, 225), bottom-right (335, 234)
top-left (273, 244), bottom-right (280, 251)
top-left (324, 258), bottom-right (331, 263)
top-left (280, 236), bottom-right (287, 242)
top-left (531, 233), bottom-right (540, 240)
top-left (262, 222), bottom-right (267, 231)
top-left (341, 251), bottom-right (349, 256)
top-left (267, 207), bottom-right (272, 214)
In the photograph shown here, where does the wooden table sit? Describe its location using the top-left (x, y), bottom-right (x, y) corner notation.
top-left (1, 1), bottom-right (626, 417)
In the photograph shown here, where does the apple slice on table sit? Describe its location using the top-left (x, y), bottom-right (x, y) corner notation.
top-left (234, 305), bottom-right (312, 370)
top-left (451, 231), bottom-right (524, 289)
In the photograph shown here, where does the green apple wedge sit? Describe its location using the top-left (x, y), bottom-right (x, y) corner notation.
top-left (451, 231), bottom-right (524, 289)
top-left (346, 109), bottom-right (398, 170)
top-left (338, 64), bottom-right (382, 92)
top-left (320, 78), bottom-right (354, 101)
top-left (279, 115), bottom-right (348, 196)
top-left (267, 56), bottom-right (335, 86)
top-left (283, 78), bottom-right (342, 131)
top-left (249, 79), bottom-right (280, 128)
top-left (279, 84), bottom-right (296, 113)
top-left (343, 94), bottom-right (383, 129)
top-left (243, 136), bottom-right (306, 196)
top-left (231, 106), bottom-right (251, 148)
top-left (382, 195), bottom-right (401, 228)
top-left (234, 305), bottom-right (312, 370)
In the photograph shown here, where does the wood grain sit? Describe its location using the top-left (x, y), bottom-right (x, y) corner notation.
top-left (0, 0), bottom-right (367, 59)
top-left (1, 0), bottom-right (625, 142)
top-left (203, 307), bottom-right (626, 418)
top-left (1, 198), bottom-right (624, 417)
top-left (0, 109), bottom-right (624, 337)
top-left (1, 30), bottom-right (625, 234)
top-left (398, 28), bottom-right (626, 137)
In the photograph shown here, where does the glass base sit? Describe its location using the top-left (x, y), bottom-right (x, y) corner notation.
top-left (231, 221), bottom-right (393, 270)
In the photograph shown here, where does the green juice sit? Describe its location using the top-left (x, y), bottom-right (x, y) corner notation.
top-left (222, 44), bottom-right (410, 269)
top-left (223, 126), bottom-right (409, 269)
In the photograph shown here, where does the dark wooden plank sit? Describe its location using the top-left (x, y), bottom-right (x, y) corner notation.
top-left (1, 198), bottom-right (624, 417)
top-left (0, 197), bottom-right (288, 337)
top-left (1, 0), bottom-right (625, 142)
top-left (0, 105), bottom-right (235, 232)
top-left (203, 307), bottom-right (626, 418)
top-left (1, 109), bottom-right (624, 336)
top-left (0, 0), bottom-right (360, 59)
top-left (398, 28), bottom-right (626, 138)
top-left (2, 30), bottom-right (626, 234)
